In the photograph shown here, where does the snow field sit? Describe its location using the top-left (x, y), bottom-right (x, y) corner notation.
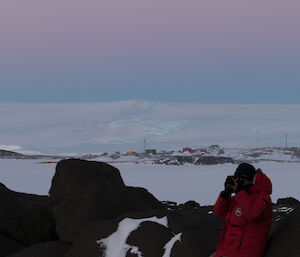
top-left (0, 159), bottom-right (56, 196)
top-left (0, 159), bottom-right (299, 205)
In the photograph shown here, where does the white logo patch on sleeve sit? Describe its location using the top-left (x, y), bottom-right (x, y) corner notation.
top-left (235, 208), bottom-right (242, 216)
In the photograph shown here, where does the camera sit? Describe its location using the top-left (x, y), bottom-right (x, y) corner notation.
top-left (225, 176), bottom-right (244, 193)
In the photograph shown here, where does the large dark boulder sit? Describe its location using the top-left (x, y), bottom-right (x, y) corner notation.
top-left (66, 210), bottom-right (169, 257)
top-left (171, 228), bottom-right (217, 257)
top-left (66, 219), bottom-right (118, 257)
top-left (168, 209), bottom-right (221, 257)
top-left (167, 207), bottom-right (220, 233)
top-left (0, 183), bottom-right (57, 245)
top-left (264, 206), bottom-right (300, 257)
top-left (65, 202), bottom-right (300, 257)
top-left (49, 159), bottom-right (164, 243)
top-left (0, 233), bottom-right (25, 257)
top-left (125, 186), bottom-right (164, 210)
top-left (125, 221), bottom-right (173, 257)
top-left (6, 241), bottom-right (70, 257)
top-left (66, 208), bottom-right (221, 257)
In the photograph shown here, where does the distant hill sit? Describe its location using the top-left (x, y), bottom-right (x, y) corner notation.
top-left (0, 149), bottom-right (53, 159)
top-left (0, 149), bottom-right (27, 159)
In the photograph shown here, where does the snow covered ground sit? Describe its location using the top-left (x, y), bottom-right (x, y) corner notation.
top-left (0, 159), bottom-right (299, 206)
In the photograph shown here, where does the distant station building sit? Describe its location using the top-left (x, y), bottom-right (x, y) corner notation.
top-left (200, 149), bottom-right (207, 155)
top-left (192, 149), bottom-right (207, 157)
top-left (182, 147), bottom-right (192, 153)
top-left (145, 149), bottom-right (156, 155)
top-left (126, 151), bottom-right (137, 155)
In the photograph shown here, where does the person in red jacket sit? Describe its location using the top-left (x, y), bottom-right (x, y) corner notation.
top-left (210, 163), bottom-right (272, 257)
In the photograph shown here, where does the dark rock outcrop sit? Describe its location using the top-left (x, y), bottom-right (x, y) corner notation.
top-left (276, 197), bottom-right (299, 207)
top-left (66, 211), bottom-right (169, 257)
top-left (177, 201), bottom-right (201, 211)
top-left (171, 227), bottom-right (218, 257)
top-left (66, 219), bottom-right (119, 257)
top-left (168, 209), bottom-right (222, 257)
top-left (66, 208), bottom-right (221, 257)
top-left (126, 221), bottom-right (173, 257)
top-left (67, 199), bottom-right (300, 257)
top-left (0, 150), bottom-right (26, 159)
top-left (194, 156), bottom-right (234, 165)
top-left (175, 156), bottom-right (194, 165)
top-left (265, 206), bottom-right (300, 257)
top-left (6, 241), bottom-right (70, 257)
top-left (272, 197), bottom-right (299, 223)
top-left (0, 233), bottom-right (25, 257)
top-left (125, 186), bottom-right (164, 211)
top-left (155, 156), bottom-right (234, 165)
top-left (49, 159), bottom-right (164, 243)
top-left (0, 183), bottom-right (57, 245)
top-left (167, 208), bottom-right (220, 234)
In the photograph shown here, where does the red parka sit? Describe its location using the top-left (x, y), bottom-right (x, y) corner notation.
top-left (214, 170), bottom-right (272, 257)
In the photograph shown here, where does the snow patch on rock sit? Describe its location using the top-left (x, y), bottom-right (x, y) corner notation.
top-left (162, 233), bottom-right (182, 257)
top-left (97, 216), bottom-right (168, 257)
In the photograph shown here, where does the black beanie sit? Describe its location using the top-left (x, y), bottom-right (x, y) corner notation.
top-left (234, 163), bottom-right (256, 182)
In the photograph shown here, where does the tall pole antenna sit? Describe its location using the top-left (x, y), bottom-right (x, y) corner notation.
top-left (143, 139), bottom-right (146, 153)
top-left (285, 134), bottom-right (288, 148)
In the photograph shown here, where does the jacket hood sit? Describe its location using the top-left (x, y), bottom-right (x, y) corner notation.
top-left (253, 169), bottom-right (272, 195)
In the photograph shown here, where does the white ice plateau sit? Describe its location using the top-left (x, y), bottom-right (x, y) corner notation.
top-left (1, 101), bottom-right (300, 154)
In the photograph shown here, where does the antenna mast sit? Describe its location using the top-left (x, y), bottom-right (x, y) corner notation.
top-left (143, 139), bottom-right (146, 153)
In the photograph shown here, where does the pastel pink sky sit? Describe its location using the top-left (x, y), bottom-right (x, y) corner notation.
top-left (0, 0), bottom-right (299, 102)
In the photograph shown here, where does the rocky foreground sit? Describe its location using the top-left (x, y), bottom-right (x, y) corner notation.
top-left (0, 159), bottom-right (299, 257)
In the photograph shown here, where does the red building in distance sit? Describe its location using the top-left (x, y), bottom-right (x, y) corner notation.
top-left (182, 147), bottom-right (192, 153)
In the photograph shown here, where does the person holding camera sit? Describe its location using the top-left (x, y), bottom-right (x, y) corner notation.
top-left (210, 163), bottom-right (272, 257)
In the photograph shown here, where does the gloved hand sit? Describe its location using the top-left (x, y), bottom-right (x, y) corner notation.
top-left (225, 176), bottom-right (239, 193)
top-left (220, 176), bottom-right (239, 199)
top-left (221, 176), bottom-right (252, 199)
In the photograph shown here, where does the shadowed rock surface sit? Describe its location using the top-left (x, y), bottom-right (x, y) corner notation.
top-left (66, 210), bottom-right (168, 257)
top-left (66, 208), bottom-right (222, 257)
top-left (6, 241), bottom-right (70, 257)
top-left (168, 209), bottom-right (222, 257)
top-left (171, 227), bottom-right (218, 257)
top-left (66, 219), bottom-right (119, 257)
top-left (264, 206), bottom-right (300, 257)
top-left (177, 201), bottom-right (201, 211)
top-left (49, 159), bottom-right (164, 243)
top-left (125, 186), bottom-right (163, 210)
top-left (66, 196), bottom-right (300, 257)
top-left (0, 233), bottom-right (25, 257)
top-left (276, 197), bottom-right (299, 207)
top-left (0, 183), bottom-right (57, 245)
top-left (126, 221), bottom-right (173, 257)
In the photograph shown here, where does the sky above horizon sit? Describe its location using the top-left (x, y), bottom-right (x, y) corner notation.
top-left (0, 0), bottom-right (299, 103)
